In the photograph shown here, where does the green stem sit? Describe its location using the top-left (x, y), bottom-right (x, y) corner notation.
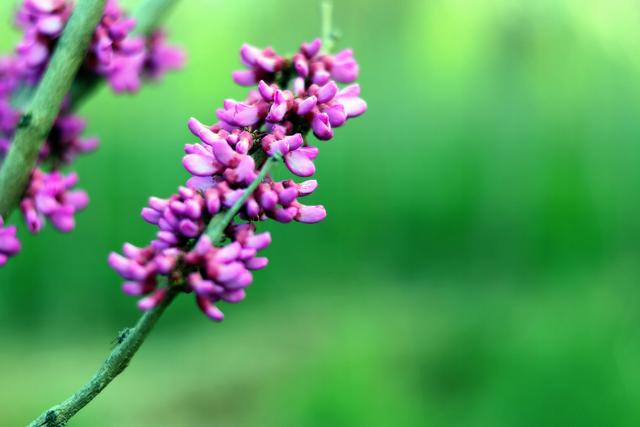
top-left (206, 153), bottom-right (280, 242)
top-left (25, 288), bottom-right (178, 427)
top-left (321, 0), bottom-right (334, 53)
top-left (0, 0), bottom-right (182, 218)
top-left (0, 0), bottom-right (107, 220)
top-left (134, 0), bottom-right (180, 36)
top-left (24, 155), bottom-right (280, 427)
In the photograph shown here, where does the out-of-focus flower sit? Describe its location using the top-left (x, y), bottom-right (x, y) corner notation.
top-left (144, 30), bottom-right (186, 80)
top-left (0, 0), bottom-right (184, 267)
top-left (0, 216), bottom-right (21, 266)
top-left (20, 169), bottom-right (88, 233)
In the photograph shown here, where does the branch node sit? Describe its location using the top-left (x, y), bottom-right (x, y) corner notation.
top-left (43, 410), bottom-right (58, 427)
top-left (17, 113), bottom-right (32, 129)
top-left (113, 327), bottom-right (132, 346)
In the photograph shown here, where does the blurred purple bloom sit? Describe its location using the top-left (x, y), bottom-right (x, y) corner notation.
top-left (144, 30), bottom-right (186, 80)
top-left (14, 0), bottom-right (73, 82)
top-left (0, 216), bottom-right (21, 267)
top-left (12, 0), bottom-right (184, 92)
top-left (43, 113), bottom-right (99, 163)
top-left (0, 0), bottom-right (184, 266)
top-left (20, 169), bottom-right (88, 234)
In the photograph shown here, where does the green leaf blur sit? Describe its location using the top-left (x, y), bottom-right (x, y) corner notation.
top-left (1, 0), bottom-right (640, 425)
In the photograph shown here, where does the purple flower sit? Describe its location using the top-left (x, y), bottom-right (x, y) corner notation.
top-left (265, 90), bottom-right (292, 123)
top-left (14, 0), bottom-right (73, 82)
top-left (109, 214), bottom-right (272, 321)
top-left (230, 38), bottom-right (366, 143)
top-left (20, 169), bottom-right (89, 233)
top-left (144, 30), bottom-right (186, 80)
top-left (261, 131), bottom-right (303, 156)
top-left (0, 216), bottom-right (21, 267)
top-left (335, 84), bottom-right (367, 118)
top-left (87, 0), bottom-right (147, 93)
top-left (108, 243), bottom-right (179, 297)
top-left (0, 0), bottom-right (184, 265)
top-left (183, 225), bottom-right (271, 320)
top-left (184, 122), bottom-right (259, 186)
top-left (12, 0), bottom-right (184, 93)
top-left (42, 113), bottom-right (99, 163)
top-left (328, 49), bottom-right (360, 83)
top-left (139, 186), bottom-right (206, 249)
top-left (0, 57), bottom-right (19, 99)
top-left (0, 99), bottom-right (19, 141)
top-left (301, 38), bottom-right (322, 59)
top-left (138, 287), bottom-right (168, 310)
top-left (290, 40), bottom-right (360, 86)
top-left (216, 100), bottom-right (262, 128)
top-left (284, 146), bottom-right (318, 177)
top-left (103, 50), bottom-right (146, 93)
top-left (217, 177), bottom-right (325, 224)
top-left (231, 44), bottom-right (285, 86)
top-left (110, 37), bottom-right (365, 322)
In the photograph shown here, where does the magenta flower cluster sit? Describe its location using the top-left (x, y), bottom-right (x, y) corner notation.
top-left (0, 215), bottom-right (20, 267)
top-left (20, 169), bottom-right (89, 234)
top-left (0, 0), bottom-right (184, 266)
top-left (109, 38), bottom-right (366, 321)
top-left (14, 0), bottom-right (184, 91)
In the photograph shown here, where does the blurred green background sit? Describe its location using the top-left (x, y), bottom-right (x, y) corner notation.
top-left (2, 0), bottom-right (640, 425)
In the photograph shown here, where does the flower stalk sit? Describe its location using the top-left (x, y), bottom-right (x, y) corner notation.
top-left (321, 0), bottom-right (334, 53)
top-left (24, 0), bottom-right (361, 423)
top-left (25, 286), bottom-right (178, 427)
top-left (134, 0), bottom-right (180, 36)
top-left (0, 0), bottom-right (107, 219)
top-left (206, 152), bottom-right (280, 242)
top-left (0, 0), bottom-right (185, 266)
top-left (25, 152), bottom-right (280, 427)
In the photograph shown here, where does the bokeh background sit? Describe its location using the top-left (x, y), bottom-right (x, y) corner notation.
top-left (2, 0), bottom-right (640, 425)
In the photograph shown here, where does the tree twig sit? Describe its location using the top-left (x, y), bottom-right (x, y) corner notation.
top-left (134, 0), bottom-right (180, 36)
top-left (0, 0), bottom-right (107, 219)
top-left (206, 152), bottom-right (279, 242)
top-left (25, 154), bottom-right (281, 426)
top-left (321, 0), bottom-right (334, 53)
top-left (25, 287), bottom-right (178, 427)
top-left (23, 2), bottom-right (332, 424)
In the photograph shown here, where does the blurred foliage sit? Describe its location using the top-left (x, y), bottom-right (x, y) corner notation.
top-left (1, 0), bottom-right (640, 425)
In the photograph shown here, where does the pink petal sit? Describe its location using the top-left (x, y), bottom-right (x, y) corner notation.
top-left (196, 297), bottom-right (225, 321)
top-left (211, 140), bottom-right (238, 166)
top-left (232, 70), bottom-right (257, 86)
top-left (183, 154), bottom-right (217, 176)
top-left (296, 205), bottom-right (327, 224)
top-left (187, 118), bottom-right (220, 145)
top-left (285, 150), bottom-right (316, 177)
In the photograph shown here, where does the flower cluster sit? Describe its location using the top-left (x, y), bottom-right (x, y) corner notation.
top-left (0, 58), bottom-right (20, 153)
top-left (20, 169), bottom-right (89, 234)
top-left (0, 216), bottom-right (21, 266)
top-left (184, 224), bottom-right (271, 321)
top-left (41, 113), bottom-right (99, 164)
top-left (110, 38), bottom-right (366, 321)
top-left (14, 0), bottom-right (184, 91)
top-left (14, 0), bottom-right (74, 83)
top-left (0, 0), bottom-right (184, 267)
top-left (227, 40), bottom-right (366, 143)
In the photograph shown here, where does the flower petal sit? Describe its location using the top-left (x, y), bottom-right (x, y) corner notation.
top-left (285, 150), bottom-right (316, 177)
